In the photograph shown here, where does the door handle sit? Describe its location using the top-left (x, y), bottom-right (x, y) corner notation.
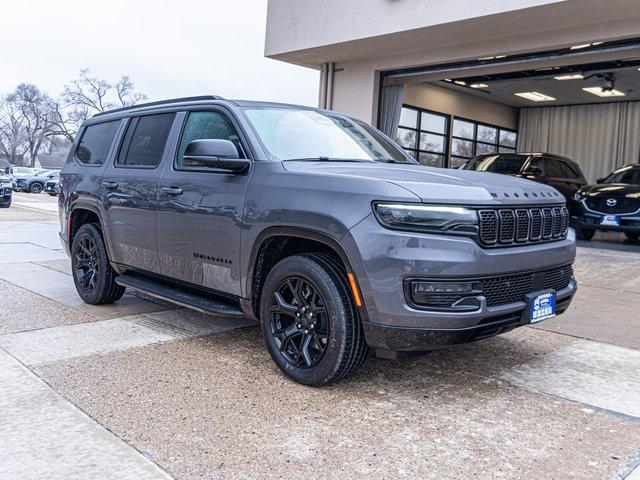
top-left (102, 181), bottom-right (118, 189)
top-left (161, 186), bottom-right (183, 195)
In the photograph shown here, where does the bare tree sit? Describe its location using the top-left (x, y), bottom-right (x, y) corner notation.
top-left (51, 69), bottom-right (147, 142)
top-left (0, 94), bottom-right (29, 165)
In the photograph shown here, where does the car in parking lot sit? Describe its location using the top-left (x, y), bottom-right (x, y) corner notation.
top-left (572, 164), bottom-right (640, 241)
top-left (460, 153), bottom-right (587, 213)
top-left (59, 96), bottom-right (576, 385)
top-left (5, 166), bottom-right (42, 190)
top-left (0, 172), bottom-right (12, 207)
top-left (44, 171), bottom-right (61, 196)
top-left (14, 169), bottom-right (60, 194)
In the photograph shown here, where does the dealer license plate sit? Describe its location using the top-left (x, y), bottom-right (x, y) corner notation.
top-left (527, 291), bottom-right (556, 324)
top-left (600, 215), bottom-right (620, 226)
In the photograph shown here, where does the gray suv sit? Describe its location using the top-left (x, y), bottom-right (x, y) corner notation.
top-left (59, 96), bottom-right (576, 385)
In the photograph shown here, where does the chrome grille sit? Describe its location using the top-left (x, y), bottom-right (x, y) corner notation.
top-left (478, 206), bottom-right (569, 247)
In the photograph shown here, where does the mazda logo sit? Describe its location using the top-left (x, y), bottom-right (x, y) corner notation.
top-left (606, 198), bottom-right (617, 207)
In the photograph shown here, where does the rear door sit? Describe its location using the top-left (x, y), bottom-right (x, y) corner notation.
top-left (99, 113), bottom-right (177, 273)
top-left (156, 108), bottom-right (252, 296)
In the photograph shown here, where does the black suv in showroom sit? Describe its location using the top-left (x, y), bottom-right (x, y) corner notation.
top-left (572, 164), bottom-right (640, 241)
top-left (461, 153), bottom-right (587, 211)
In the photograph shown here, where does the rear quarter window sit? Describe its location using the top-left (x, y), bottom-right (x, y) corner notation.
top-left (76, 121), bottom-right (120, 166)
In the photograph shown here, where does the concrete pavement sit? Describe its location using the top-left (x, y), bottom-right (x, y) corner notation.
top-left (1, 192), bottom-right (640, 479)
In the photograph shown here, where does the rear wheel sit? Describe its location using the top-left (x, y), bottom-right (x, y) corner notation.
top-left (625, 232), bottom-right (640, 242)
top-left (71, 223), bottom-right (125, 305)
top-left (260, 254), bottom-right (368, 386)
top-left (576, 228), bottom-right (595, 241)
top-left (30, 182), bottom-right (43, 194)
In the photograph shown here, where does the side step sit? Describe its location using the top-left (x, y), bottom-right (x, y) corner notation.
top-left (116, 273), bottom-right (245, 317)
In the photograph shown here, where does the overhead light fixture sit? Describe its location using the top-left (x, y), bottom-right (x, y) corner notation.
top-left (554, 74), bottom-right (584, 80)
top-left (582, 87), bottom-right (626, 97)
top-left (515, 91), bottom-right (556, 102)
top-left (477, 55), bottom-right (507, 61)
top-left (470, 83), bottom-right (489, 88)
top-left (454, 80), bottom-right (467, 86)
top-left (570, 42), bottom-right (603, 50)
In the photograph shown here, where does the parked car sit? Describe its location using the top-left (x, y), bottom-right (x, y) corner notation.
top-left (59, 96), bottom-right (576, 386)
top-left (14, 169), bottom-right (59, 193)
top-left (460, 153), bottom-right (587, 213)
top-left (572, 164), bottom-right (640, 242)
top-left (43, 171), bottom-right (61, 196)
top-left (0, 172), bottom-right (12, 207)
top-left (6, 166), bottom-right (42, 190)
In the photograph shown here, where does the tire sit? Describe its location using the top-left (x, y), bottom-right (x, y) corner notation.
top-left (260, 254), bottom-right (368, 386)
top-left (0, 198), bottom-right (10, 208)
top-left (30, 182), bottom-right (43, 194)
top-left (576, 228), bottom-right (595, 241)
top-left (625, 232), bottom-right (640, 242)
top-left (71, 223), bottom-right (126, 305)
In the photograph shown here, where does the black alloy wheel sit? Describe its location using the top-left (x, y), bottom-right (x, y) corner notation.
top-left (269, 276), bottom-right (329, 368)
top-left (260, 254), bottom-right (368, 386)
top-left (71, 223), bottom-right (126, 305)
top-left (30, 182), bottom-right (43, 194)
top-left (74, 233), bottom-right (100, 293)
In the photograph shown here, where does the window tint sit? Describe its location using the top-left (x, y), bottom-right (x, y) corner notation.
top-left (544, 158), bottom-right (563, 177)
top-left (176, 111), bottom-right (244, 168)
top-left (117, 114), bottom-right (175, 168)
top-left (487, 155), bottom-right (527, 174)
top-left (76, 121), bottom-right (119, 165)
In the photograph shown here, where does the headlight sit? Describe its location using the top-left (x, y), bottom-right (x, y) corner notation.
top-left (373, 203), bottom-right (478, 235)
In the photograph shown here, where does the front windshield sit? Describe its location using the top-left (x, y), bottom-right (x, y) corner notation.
top-left (461, 155), bottom-right (526, 174)
top-left (243, 107), bottom-right (415, 163)
top-left (603, 167), bottom-right (640, 185)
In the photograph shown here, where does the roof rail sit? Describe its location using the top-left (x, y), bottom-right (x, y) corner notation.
top-left (93, 95), bottom-right (224, 117)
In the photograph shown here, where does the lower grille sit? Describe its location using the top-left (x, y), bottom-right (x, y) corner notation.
top-left (585, 197), bottom-right (640, 215)
top-left (481, 264), bottom-right (573, 307)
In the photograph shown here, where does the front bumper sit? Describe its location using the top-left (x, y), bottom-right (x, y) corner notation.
top-left (0, 187), bottom-right (12, 204)
top-left (341, 213), bottom-right (577, 351)
top-left (572, 211), bottom-right (640, 233)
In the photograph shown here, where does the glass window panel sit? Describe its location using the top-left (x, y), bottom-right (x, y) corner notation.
top-left (403, 149), bottom-right (417, 159)
top-left (419, 132), bottom-right (446, 153)
top-left (177, 111), bottom-right (243, 168)
top-left (452, 119), bottom-right (474, 139)
top-left (417, 152), bottom-right (444, 168)
top-left (399, 108), bottom-right (418, 129)
top-left (118, 113), bottom-right (175, 167)
top-left (499, 129), bottom-right (517, 147)
top-left (421, 112), bottom-right (446, 134)
top-left (451, 138), bottom-right (474, 157)
top-left (449, 156), bottom-right (469, 168)
top-left (395, 128), bottom-right (417, 149)
top-left (477, 125), bottom-right (497, 143)
top-left (476, 142), bottom-right (498, 155)
top-left (76, 121), bottom-right (119, 165)
top-left (498, 146), bottom-right (517, 153)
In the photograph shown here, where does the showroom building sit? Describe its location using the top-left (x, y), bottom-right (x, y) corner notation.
top-left (265, 0), bottom-right (640, 181)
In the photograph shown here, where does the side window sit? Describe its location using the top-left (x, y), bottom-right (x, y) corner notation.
top-left (561, 161), bottom-right (582, 180)
top-left (528, 157), bottom-right (545, 174)
top-left (76, 121), bottom-right (120, 165)
top-left (175, 111), bottom-right (245, 169)
top-left (117, 113), bottom-right (175, 168)
top-left (544, 158), bottom-right (563, 178)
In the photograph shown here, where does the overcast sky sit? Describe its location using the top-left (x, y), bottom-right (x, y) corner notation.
top-left (0, 0), bottom-right (318, 106)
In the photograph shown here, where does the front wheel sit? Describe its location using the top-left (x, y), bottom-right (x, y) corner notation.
top-left (260, 254), bottom-right (368, 386)
top-left (625, 232), bottom-right (640, 242)
top-left (576, 228), bottom-right (595, 241)
top-left (71, 223), bottom-right (126, 305)
top-left (30, 182), bottom-right (43, 194)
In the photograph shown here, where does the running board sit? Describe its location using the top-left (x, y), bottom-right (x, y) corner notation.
top-left (116, 273), bottom-right (245, 317)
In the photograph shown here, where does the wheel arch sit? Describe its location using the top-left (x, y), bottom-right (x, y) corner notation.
top-left (243, 226), bottom-right (363, 321)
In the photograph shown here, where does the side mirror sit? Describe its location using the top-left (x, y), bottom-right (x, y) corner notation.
top-left (183, 139), bottom-right (249, 172)
top-left (596, 177), bottom-right (605, 184)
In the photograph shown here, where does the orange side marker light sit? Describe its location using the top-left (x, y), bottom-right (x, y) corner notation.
top-left (347, 272), bottom-right (363, 307)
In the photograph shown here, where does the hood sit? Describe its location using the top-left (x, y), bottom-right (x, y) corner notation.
top-left (281, 161), bottom-right (563, 205)
top-left (579, 183), bottom-right (640, 199)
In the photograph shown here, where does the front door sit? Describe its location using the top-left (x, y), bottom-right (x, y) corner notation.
top-left (156, 109), bottom-right (252, 296)
top-left (100, 113), bottom-right (177, 272)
